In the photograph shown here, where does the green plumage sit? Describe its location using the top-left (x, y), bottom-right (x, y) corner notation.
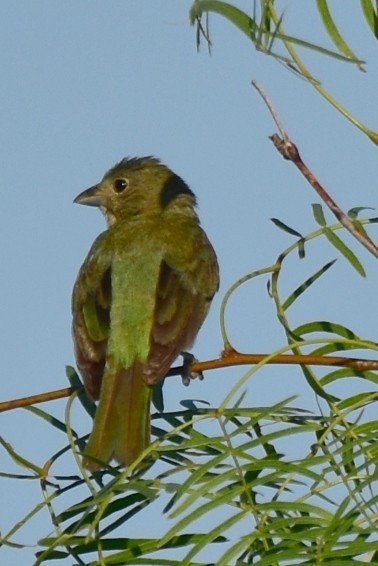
top-left (72, 157), bottom-right (219, 470)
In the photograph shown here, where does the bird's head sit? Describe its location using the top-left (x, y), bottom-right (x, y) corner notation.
top-left (74, 156), bottom-right (197, 225)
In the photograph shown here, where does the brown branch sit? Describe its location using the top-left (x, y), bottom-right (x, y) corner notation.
top-left (252, 80), bottom-right (378, 259)
top-left (188, 351), bottom-right (378, 372)
top-left (1, 352), bottom-right (377, 413)
top-left (0, 387), bottom-right (75, 413)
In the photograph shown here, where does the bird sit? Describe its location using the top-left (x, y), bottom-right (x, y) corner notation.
top-left (71, 156), bottom-right (219, 470)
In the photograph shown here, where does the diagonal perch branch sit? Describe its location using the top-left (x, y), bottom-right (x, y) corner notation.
top-left (252, 80), bottom-right (378, 259)
top-left (1, 351), bottom-right (378, 413)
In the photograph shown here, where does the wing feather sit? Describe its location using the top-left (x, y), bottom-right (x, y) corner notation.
top-left (72, 234), bottom-right (112, 400)
top-left (143, 227), bottom-right (219, 385)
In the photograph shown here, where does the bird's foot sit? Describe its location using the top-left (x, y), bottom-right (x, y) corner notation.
top-left (180, 352), bottom-right (203, 386)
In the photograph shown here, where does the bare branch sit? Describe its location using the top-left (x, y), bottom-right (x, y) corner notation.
top-left (0, 387), bottom-right (75, 412)
top-left (252, 80), bottom-right (378, 259)
top-left (2, 351), bottom-right (378, 412)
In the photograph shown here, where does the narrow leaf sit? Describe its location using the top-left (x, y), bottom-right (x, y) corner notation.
top-left (347, 206), bottom-right (374, 219)
top-left (190, 1), bottom-right (365, 63)
top-left (360, 0), bottom-right (378, 39)
top-left (323, 228), bottom-right (366, 276)
top-left (0, 436), bottom-right (42, 474)
top-left (25, 406), bottom-right (69, 435)
top-left (294, 320), bottom-right (358, 339)
top-left (312, 203), bottom-right (326, 226)
top-left (316, 0), bottom-right (365, 70)
top-left (190, 1), bottom-right (258, 39)
top-left (152, 380), bottom-right (164, 412)
top-left (270, 217), bottom-right (303, 238)
top-left (66, 365), bottom-right (96, 418)
top-left (283, 259), bottom-right (336, 311)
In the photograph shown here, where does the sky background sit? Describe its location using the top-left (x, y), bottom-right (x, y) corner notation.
top-left (2, 1), bottom-right (378, 563)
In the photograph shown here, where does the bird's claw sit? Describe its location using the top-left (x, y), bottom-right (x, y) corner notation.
top-left (180, 352), bottom-right (203, 386)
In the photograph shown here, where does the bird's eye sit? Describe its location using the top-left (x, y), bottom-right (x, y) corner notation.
top-left (113, 178), bottom-right (128, 193)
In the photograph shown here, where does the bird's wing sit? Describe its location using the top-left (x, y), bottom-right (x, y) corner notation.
top-left (144, 226), bottom-right (219, 385)
top-left (72, 231), bottom-right (113, 400)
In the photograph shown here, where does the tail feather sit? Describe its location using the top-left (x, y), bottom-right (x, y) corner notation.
top-left (83, 362), bottom-right (152, 470)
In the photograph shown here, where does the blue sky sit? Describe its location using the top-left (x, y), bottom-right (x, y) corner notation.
top-left (2, 2), bottom-right (378, 563)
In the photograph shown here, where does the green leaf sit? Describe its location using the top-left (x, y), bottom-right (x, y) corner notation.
top-left (300, 364), bottom-right (338, 401)
top-left (360, 0), bottom-right (378, 39)
top-left (346, 209), bottom-right (376, 243)
top-left (320, 368), bottom-right (375, 386)
top-left (152, 379), bottom-right (165, 412)
top-left (190, 1), bottom-right (364, 63)
top-left (271, 218), bottom-right (305, 258)
top-left (181, 511), bottom-right (240, 565)
top-left (25, 406), bottom-right (69, 435)
top-left (316, 0), bottom-right (365, 70)
top-left (312, 203), bottom-right (326, 226)
top-left (66, 365), bottom-right (96, 418)
top-left (323, 227), bottom-right (366, 276)
top-left (38, 534), bottom-right (226, 562)
top-left (347, 206), bottom-right (374, 219)
top-left (270, 217), bottom-right (304, 238)
top-left (190, 1), bottom-right (258, 39)
top-left (0, 436), bottom-right (43, 475)
top-left (294, 320), bottom-right (359, 339)
top-left (282, 259), bottom-right (336, 311)
top-left (336, 391), bottom-right (378, 411)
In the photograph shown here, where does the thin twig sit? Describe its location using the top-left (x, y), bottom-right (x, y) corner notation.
top-left (252, 80), bottom-right (287, 141)
top-left (252, 80), bottom-right (378, 259)
top-left (1, 352), bottom-right (378, 413)
top-left (0, 387), bottom-right (75, 412)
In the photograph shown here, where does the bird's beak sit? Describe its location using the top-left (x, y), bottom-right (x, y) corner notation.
top-left (74, 184), bottom-right (102, 207)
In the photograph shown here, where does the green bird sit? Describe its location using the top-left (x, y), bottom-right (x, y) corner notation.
top-left (72, 156), bottom-right (219, 470)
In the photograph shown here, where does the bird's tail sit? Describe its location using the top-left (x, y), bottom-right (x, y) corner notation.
top-left (83, 361), bottom-right (152, 470)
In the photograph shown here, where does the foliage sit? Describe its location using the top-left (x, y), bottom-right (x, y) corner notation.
top-left (3, 211), bottom-right (378, 564)
top-left (191, 0), bottom-right (378, 143)
top-left (3, 2), bottom-right (378, 564)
